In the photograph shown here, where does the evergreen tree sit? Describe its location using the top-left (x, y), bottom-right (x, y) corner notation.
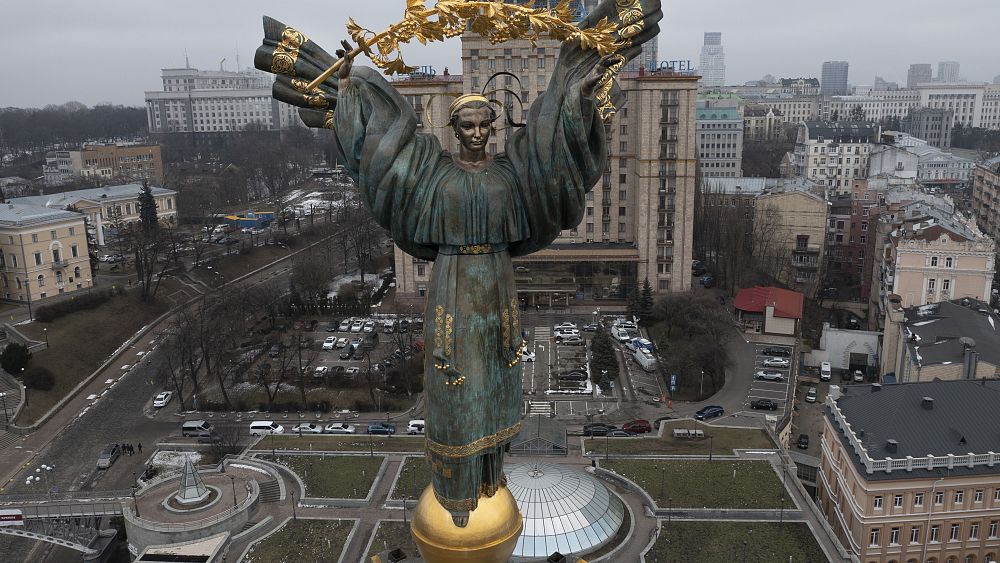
top-left (0, 342), bottom-right (31, 374)
top-left (137, 181), bottom-right (159, 237)
top-left (639, 278), bottom-right (655, 322)
top-left (626, 282), bottom-right (640, 319)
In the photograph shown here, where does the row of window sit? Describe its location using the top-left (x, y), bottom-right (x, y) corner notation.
top-left (0, 245), bottom-right (80, 269)
top-left (869, 520), bottom-right (999, 548)
top-left (873, 488), bottom-right (1000, 510)
top-left (4, 267), bottom-right (83, 290)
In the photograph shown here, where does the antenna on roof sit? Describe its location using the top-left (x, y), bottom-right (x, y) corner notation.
top-left (184, 48), bottom-right (190, 69)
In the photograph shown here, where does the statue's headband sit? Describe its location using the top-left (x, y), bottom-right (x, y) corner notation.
top-left (448, 94), bottom-right (491, 118)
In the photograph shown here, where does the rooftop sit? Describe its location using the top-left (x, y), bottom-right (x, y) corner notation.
top-left (803, 121), bottom-right (879, 142)
top-left (903, 299), bottom-right (1000, 368)
top-left (734, 286), bottom-right (804, 319)
top-left (827, 379), bottom-right (1000, 480)
top-left (11, 183), bottom-right (176, 209)
top-left (0, 203), bottom-right (83, 228)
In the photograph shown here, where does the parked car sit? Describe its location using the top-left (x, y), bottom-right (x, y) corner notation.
top-left (339, 347), bottom-right (355, 360)
top-left (249, 421), bottom-right (285, 436)
top-left (336, 337), bottom-right (349, 348)
top-left (626, 338), bottom-right (654, 353)
top-left (805, 387), bottom-right (818, 403)
top-left (268, 344), bottom-right (282, 358)
top-left (313, 366), bottom-right (330, 378)
top-left (750, 398), bottom-right (778, 410)
top-left (325, 423), bottom-right (356, 434)
top-left (607, 429), bottom-right (636, 437)
top-left (820, 361), bottom-right (832, 382)
top-left (363, 320), bottom-right (376, 333)
top-left (583, 423), bottom-right (616, 436)
top-left (762, 357), bottom-right (790, 368)
top-left (322, 336), bottom-right (337, 350)
top-left (560, 336), bottom-right (586, 346)
top-left (346, 367), bottom-right (360, 375)
top-left (852, 369), bottom-right (864, 383)
top-left (554, 329), bottom-right (581, 340)
top-left (367, 423), bottom-right (396, 435)
top-left (700, 274), bottom-right (715, 288)
top-left (96, 443), bottom-right (122, 469)
top-left (797, 433), bottom-right (810, 449)
top-left (553, 322), bottom-right (578, 331)
top-left (583, 323), bottom-right (599, 332)
top-left (762, 347), bottom-right (790, 357)
top-left (326, 322), bottom-right (339, 332)
top-left (292, 423), bottom-right (324, 434)
top-left (695, 405), bottom-right (725, 420)
top-left (152, 391), bottom-right (173, 408)
top-left (653, 416), bottom-right (676, 429)
top-left (521, 350), bottom-right (536, 362)
top-left (407, 420), bottom-right (425, 435)
top-left (557, 372), bottom-right (588, 382)
top-left (754, 370), bottom-right (784, 382)
top-left (339, 319), bottom-right (353, 331)
top-left (350, 320), bottom-right (365, 333)
top-left (182, 420), bottom-right (213, 437)
top-left (622, 419), bottom-right (652, 434)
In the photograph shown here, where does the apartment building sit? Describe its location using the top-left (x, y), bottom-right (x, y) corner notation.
top-left (743, 105), bottom-right (785, 142)
top-left (819, 380), bottom-right (1000, 562)
top-left (0, 204), bottom-right (93, 303)
top-left (792, 121), bottom-right (879, 194)
top-left (11, 184), bottom-right (178, 246)
top-left (697, 99), bottom-right (743, 178)
top-left (391, 34), bottom-right (699, 305)
top-left (870, 199), bottom-right (995, 328)
top-left (907, 64), bottom-right (933, 89)
top-left (971, 156), bottom-right (1000, 244)
top-left (904, 107), bottom-right (954, 148)
top-left (740, 94), bottom-right (819, 125)
top-left (881, 298), bottom-right (1000, 382)
top-left (144, 67), bottom-right (300, 134)
top-left (43, 144), bottom-right (163, 187)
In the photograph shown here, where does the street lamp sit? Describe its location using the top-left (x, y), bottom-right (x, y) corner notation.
top-left (709, 435), bottom-right (714, 462)
top-left (291, 490), bottom-right (297, 520)
top-left (229, 475), bottom-right (238, 508)
top-left (43, 328), bottom-right (48, 346)
top-left (0, 392), bottom-right (8, 426)
top-left (131, 485), bottom-right (141, 518)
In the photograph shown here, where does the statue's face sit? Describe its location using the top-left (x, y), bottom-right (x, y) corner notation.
top-left (454, 107), bottom-right (493, 153)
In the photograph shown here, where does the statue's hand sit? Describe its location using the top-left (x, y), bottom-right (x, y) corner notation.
top-left (335, 40), bottom-right (355, 87)
top-left (580, 56), bottom-right (615, 98)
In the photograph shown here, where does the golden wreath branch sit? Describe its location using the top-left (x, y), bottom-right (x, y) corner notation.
top-left (305, 0), bottom-right (628, 117)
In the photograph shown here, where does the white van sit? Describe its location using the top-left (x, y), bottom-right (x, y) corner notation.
top-left (633, 349), bottom-right (657, 372)
top-left (407, 420), bottom-right (425, 435)
top-left (249, 421), bottom-right (285, 436)
top-left (820, 362), bottom-right (832, 382)
top-left (182, 420), bottom-right (213, 437)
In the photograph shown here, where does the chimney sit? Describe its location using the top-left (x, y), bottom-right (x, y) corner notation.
top-left (871, 383), bottom-right (882, 392)
top-left (886, 439), bottom-right (898, 454)
top-left (961, 337), bottom-right (978, 380)
top-left (858, 429), bottom-right (866, 438)
top-left (921, 396), bottom-right (934, 409)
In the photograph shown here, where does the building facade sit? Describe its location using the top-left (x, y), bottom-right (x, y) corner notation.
top-left (758, 188), bottom-right (828, 294)
top-left (907, 63), bottom-right (934, 89)
top-left (819, 380), bottom-right (1000, 563)
top-left (971, 156), bottom-right (1000, 245)
top-left (903, 107), bottom-right (954, 148)
top-left (792, 122), bottom-right (879, 194)
top-left (698, 32), bottom-right (725, 88)
top-left (696, 99), bottom-right (743, 178)
top-left (0, 204), bottom-right (94, 303)
top-left (937, 61), bottom-right (961, 83)
top-left (391, 35), bottom-right (699, 305)
top-left (144, 67), bottom-right (300, 134)
top-left (743, 105), bottom-right (785, 142)
top-left (44, 144), bottom-right (164, 186)
top-left (11, 184), bottom-right (178, 246)
top-left (821, 61), bottom-right (850, 96)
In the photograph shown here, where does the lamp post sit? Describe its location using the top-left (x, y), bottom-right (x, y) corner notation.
top-left (709, 435), bottom-right (714, 462)
top-left (43, 328), bottom-right (48, 346)
top-left (131, 485), bottom-right (141, 518)
top-left (0, 392), bottom-right (8, 426)
top-left (229, 474), bottom-right (238, 508)
top-left (291, 490), bottom-right (297, 520)
top-left (604, 432), bottom-right (609, 462)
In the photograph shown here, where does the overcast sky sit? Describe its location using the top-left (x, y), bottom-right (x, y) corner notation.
top-left (2, 0), bottom-right (998, 108)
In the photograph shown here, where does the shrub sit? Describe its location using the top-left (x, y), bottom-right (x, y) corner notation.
top-left (34, 287), bottom-right (120, 322)
top-left (22, 365), bottom-right (55, 390)
top-left (0, 342), bottom-right (31, 374)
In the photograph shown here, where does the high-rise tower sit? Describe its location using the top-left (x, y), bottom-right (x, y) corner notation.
top-left (820, 61), bottom-right (850, 96)
top-left (698, 32), bottom-right (725, 88)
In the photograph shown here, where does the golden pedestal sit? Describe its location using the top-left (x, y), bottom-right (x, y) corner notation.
top-left (410, 485), bottom-right (522, 563)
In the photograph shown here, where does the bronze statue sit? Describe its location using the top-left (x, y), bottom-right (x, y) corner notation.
top-left (256, 0), bottom-right (661, 553)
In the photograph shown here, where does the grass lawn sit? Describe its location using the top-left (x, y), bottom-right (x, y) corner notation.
top-left (244, 518), bottom-right (354, 563)
top-left (584, 419), bottom-right (774, 456)
top-left (644, 521), bottom-right (824, 563)
top-left (367, 520), bottom-right (418, 559)
top-left (390, 456), bottom-right (431, 501)
top-left (16, 291), bottom-right (169, 424)
top-left (257, 434), bottom-right (424, 453)
top-left (602, 459), bottom-right (786, 509)
top-left (261, 454), bottom-right (384, 498)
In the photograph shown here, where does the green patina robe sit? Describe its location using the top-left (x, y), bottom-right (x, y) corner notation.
top-left (333, 57), bottom-right (605, 515)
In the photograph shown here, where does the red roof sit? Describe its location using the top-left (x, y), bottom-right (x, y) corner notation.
top-left (733, 286), bottom-right (804, 319)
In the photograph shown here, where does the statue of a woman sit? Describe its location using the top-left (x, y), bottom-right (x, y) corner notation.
top-left (256, 0), bottom-right (661, 527)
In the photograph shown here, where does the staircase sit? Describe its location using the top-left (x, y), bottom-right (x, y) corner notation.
top-left (525, 401), bottom-right (554, 417)
top-left (258, 479), bottom-right (281, 503)
top-left (238, 520), bottom-right (258, 533)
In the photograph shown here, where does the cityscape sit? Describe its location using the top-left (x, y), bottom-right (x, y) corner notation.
top-left (1, 0), bottom-right (1000, 562)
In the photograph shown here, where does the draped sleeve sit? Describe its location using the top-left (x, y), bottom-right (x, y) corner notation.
top-left (333, 66), bottom-right (441, 261)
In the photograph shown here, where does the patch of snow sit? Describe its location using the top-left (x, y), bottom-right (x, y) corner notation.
top-left (990, 317), bottom-right (996, 331)
top-left (150, 450), bottom-right (202, 469)
top-left (941, 361), bottom-right (953, 365)
top-left (14, 319), bottom-right (33, 326)
top-left (104, 379), bottom-right (115, 384)
top-left (121, 365), bottom-right (131, 370)
top-left (911, 320), bottom-right (936, 327)
top-left (229, 463), bottom-right (271, 476)
top-left (86, 394), bottom-right (98, 400)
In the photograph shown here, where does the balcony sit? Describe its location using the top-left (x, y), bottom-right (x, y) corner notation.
top-left (792, 244), bottom-right (822, 254)
top-left (794, 262), bottom-right (819, 271)
top-left (50, 260), bottom-right (69, 270)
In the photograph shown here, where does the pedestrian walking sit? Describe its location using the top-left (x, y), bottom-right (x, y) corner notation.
top-left (138, 442), bottom-right (142, 454)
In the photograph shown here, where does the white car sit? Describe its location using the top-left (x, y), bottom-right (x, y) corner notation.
top-left (152, 391), bottom-right (173, 408)
top-left (350, 320), bottom-right (365, 333)
top-left (338, 319), bottom-right (353, 331)
top-left (407, 419), bottom-right (425, 434)
top-left (762, 357), bottom-right (790, 368)
top-left (522, 350), bottom-right (536, 362)
top-left (554, 328), bottom-right (580, 339)
top-left (553, 322), bottom-right (578, 331)
top-left (754, 370), bottom-right (784, 382)
top-left (346, 367), bottom-right (360, 375)
top-left (292, 423), bottom-right (324, 434)
top-left (325, 422), bottom-right (356, 434)
top-left (363, 320), bottom-right (376, 333)
top-left (336, 337), bottom-right (349, 348)
top-left (314, 366), bottom-right (330, 378)
top-left (249, 421), bottom-right (284, 436)
top-left (322, 336), bottom-right (337, 350)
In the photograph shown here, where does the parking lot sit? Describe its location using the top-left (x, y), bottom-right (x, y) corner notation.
top-left (744, 343), bottom-right (795, 417)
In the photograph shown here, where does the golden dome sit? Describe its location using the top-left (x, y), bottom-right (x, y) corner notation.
top-left (410, 485), bottom-right (522, 563)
